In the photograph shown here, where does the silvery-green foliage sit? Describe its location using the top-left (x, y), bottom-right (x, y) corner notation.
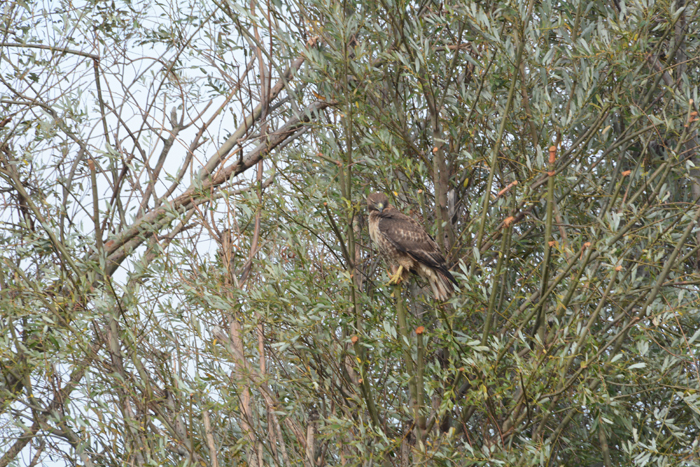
top-left (1, 0), bottom-right (699, 465)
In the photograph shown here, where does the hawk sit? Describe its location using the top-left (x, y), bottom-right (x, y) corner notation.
top-left (366, 193), bottom-right (458, 300)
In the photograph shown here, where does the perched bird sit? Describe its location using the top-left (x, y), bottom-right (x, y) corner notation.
top-left (366, 193), bottom-right (458, 300)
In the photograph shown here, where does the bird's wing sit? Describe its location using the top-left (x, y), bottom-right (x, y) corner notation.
top-left (377, 210), bottom-right (456, 283)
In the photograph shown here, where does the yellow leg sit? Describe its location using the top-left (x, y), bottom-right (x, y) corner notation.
top-left (387, 265), bottom-right (405, 285)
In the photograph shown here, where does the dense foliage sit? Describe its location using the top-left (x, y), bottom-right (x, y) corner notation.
top-left (1, 0), bottom-right (699, 465)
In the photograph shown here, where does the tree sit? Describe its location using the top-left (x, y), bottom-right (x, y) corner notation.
top-left (1, 0), bottom-right (699, 465)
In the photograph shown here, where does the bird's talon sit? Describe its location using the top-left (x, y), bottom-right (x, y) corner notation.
top-left (387, 266), bottom-right (404, 285)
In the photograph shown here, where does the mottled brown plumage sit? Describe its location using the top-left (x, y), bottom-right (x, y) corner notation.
top-left (366, 193), bottom-right (457, 300)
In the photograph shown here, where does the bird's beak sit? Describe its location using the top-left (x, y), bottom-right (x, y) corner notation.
top-left (377, 203), bottom-right (384, 212)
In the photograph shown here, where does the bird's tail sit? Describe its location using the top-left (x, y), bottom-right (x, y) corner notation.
top-left (431, 270), bottom-right (456, 301)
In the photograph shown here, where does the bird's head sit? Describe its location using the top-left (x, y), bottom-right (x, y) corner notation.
top-left (366, 193), bottom-right (389, 213)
